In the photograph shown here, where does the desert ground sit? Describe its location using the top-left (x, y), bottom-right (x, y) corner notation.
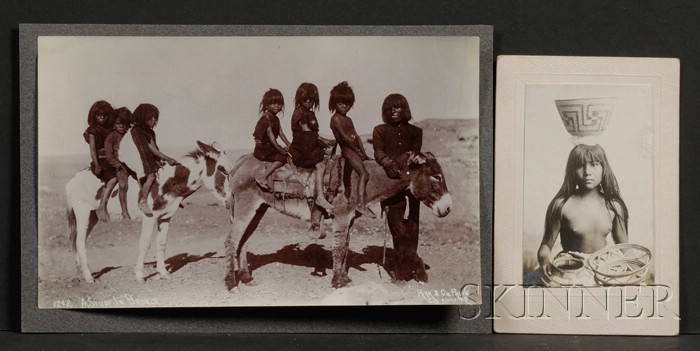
top-left (37, 119), bottom-right (481, 308)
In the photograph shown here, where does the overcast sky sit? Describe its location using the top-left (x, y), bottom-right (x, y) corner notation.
top-left (38, 35), bottom-right (479, 157)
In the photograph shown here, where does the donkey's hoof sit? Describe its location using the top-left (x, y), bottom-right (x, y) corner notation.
top-left (331, 276), bottom-right (352, 289)
top-left (225, 274), bottom-right (238, 291)
top-left (155, 272), bottom-right (171, 281)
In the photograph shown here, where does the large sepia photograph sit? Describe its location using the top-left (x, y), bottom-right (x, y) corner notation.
top-left (37, 35), bottom-right (482, 308)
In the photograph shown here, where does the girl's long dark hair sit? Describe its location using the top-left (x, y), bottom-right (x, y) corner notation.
top-left (87, 100), bottom-right (114, 127)
top-left (132, 103), bottom-right (159, 128)
top-left (294, 83), bottom-right (319, 111)
top-left (259, 88), bottom-right (285, 115)
top-left (545, 144), bottom-right (629, 233)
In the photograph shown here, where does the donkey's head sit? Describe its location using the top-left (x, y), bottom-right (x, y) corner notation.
top-left (192, 141), bottom-right (234, 207)
top-left (404, 152), bottom-right (452, 217)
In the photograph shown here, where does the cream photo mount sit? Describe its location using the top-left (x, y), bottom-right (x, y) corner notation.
top-left (494, 55), bottom-right (679, 335)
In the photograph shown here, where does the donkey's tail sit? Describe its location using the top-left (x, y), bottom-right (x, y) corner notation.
top-left (67, 207), bottom-right (77, 252)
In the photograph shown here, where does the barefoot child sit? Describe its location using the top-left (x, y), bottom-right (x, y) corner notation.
top-left (328, 81), bottom-right (375, 218)
top-left (537, 144), bottom-right (629, 274)
top-left (253, 88), bottom-right (291, 191)
top-left (130, 103), bottom-right (179, 216)
top-left (104, 107), bottom-right (134, 220)
top-left (288, 82), bottom-right (335, 211)
top-left (83, 100), bottom-right (116, 221)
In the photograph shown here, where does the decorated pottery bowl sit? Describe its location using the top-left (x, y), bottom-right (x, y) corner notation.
top-left (555, 98), bottom-right (616, 137)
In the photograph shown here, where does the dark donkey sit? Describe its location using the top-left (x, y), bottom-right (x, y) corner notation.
top-left (225, 151), bottom-right (452, 289)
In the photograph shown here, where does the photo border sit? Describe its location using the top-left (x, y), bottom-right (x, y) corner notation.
top-left (494, 55), bottom-right (679, 335)
top-left (20, 24), bottom-right (493, 333)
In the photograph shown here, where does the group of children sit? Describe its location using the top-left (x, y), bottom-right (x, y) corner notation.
top-left (84, 101), bottom-right (176, 221)
top-left (252, 81), bottom-right (376, 218)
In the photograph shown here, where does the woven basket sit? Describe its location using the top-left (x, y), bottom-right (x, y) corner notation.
top-left (588, 243), bottom-right (652, 285)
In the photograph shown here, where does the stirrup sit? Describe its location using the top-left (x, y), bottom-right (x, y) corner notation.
top-left (255, 178), bottom-right (271, 191)
top-left (356, 205), bottom-right (376, 219)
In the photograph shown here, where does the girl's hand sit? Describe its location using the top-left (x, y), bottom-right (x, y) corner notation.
top-left (91, 163), bottom-right (102, 176)
top-left (167, 158), bottom-right (180, 166)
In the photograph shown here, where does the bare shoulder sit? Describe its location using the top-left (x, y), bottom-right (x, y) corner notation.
top-left (330, 114), bottom-right (348, 127)
top-left (550, 196), bottom-right (569, 217)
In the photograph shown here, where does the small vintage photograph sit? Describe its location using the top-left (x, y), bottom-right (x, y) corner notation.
top-left (522, 85), bottom-right (655, 287)
top-left (37, 35), bottom-right (482, 308)
top-left (494, 55), bottom-right (679, 335)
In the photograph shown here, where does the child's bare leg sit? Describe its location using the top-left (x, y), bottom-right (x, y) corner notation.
top-left (138, 173), bottom-right (155, 216)
top-left (255, 160), bottom-right (284, 191)
top-left (117, 170), bottom-right (131, 220)
top-left (345, 151), bottom-right (375, 218)
top-left (314, 163), bottom-right (334, 211)
top-left (97, 177), bottom-right (118, 221)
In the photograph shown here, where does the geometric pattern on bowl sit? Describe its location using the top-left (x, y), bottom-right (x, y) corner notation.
top-left (555, 98), bottom-right (615, 137)
top-left (587, 243), bottom-right (652, 286)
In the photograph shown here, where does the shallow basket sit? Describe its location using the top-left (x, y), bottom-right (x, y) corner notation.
top-left (588, 243), bottom-right (652, 285)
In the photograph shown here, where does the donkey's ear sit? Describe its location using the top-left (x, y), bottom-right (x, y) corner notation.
top-left (197, 140), bottom-right (221, 158)
top-left (407, 152), bottom-right (427, 168)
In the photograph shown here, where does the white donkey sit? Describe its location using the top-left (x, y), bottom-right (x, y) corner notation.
top-left (66, 141), bottom-right (233, 283)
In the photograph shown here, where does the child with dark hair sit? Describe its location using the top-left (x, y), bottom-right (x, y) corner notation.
top-left (130, 103), bottom-right (178, 216)
top-left (537, 144), bottom-right (629, 274)
top-left (288, 82), bottom-right (334, 210)
top-left (103, 107), bottom-right (134, 220)
top-left (253, 88), bottom-right (291, 191)
top-left (329, 81), bottom-right (375, 218)
top-left (83, 100), bottom-right (116, 221)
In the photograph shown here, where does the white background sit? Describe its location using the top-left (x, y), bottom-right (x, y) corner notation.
top-left (38, 36), bottom-right (479, 157)
top-left (522, 84), bottom-right (655, 259)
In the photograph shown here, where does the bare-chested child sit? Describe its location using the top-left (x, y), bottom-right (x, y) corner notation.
top-left (328, 81), bottom-right (376, 218)
top-left (537, 144), bottom-right (629, 274)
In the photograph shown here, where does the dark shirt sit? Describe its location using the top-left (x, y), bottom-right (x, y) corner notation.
top-left (131, 124), bottom-right (160, 175)
top-left (104, 131), bottom-right (125, 169)
top-left (253, 112), bottom-right (287, 163)
top-left (83, 125), bottom-right (112, 151)
top-left (372, 122), bottom-right (423, 163)
top-left (290, 106), bottom-right (319, 135)
top-left (253, 112), bottom-right (281, 142)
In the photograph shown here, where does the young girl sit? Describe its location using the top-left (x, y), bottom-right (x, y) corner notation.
top-left (288, 83), bottom-right (335, 211)
top-left (329, 81), bottom-right (375, 218)
top-left (253, 88), bottom-right (291, 191)
top-left (83, 100), bottom-right (116, 221)
top-left (130, 103), bottom-right (179, 216)
top-left (537, 144), bottom-right (629, 274)
top-left (104, 107), bottom-right (134, 220)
